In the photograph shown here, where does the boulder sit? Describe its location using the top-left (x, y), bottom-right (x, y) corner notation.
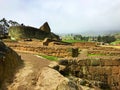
top-left (42, 38), bottom-right (52, 46)
top-left (35, 67), bottom-right (82, 90)
top-left (48, 61), bottom-right (59, 70)
top-left (0, 41), bottom-right (22, 89)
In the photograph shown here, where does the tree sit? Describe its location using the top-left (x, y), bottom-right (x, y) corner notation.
top-left (102, 36), bottom-right (116, 43)
top-left (97, 35), bottom-right (102, 42)
top-left (82, 36), bottom-right (89, 41)
top-left (74, 34), bottom-right (82, 40)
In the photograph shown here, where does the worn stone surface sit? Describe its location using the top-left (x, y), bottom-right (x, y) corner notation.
top-left (35, 67), bottom-right (82, 90)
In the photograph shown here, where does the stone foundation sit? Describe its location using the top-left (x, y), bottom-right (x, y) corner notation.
top-left (6, 43), bottom-right (78, 58)
top-left (58, 58), bottom-right (120, 90)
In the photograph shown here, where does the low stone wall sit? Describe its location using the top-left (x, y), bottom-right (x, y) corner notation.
top-left (59, 58), bottom-right (120, 90)
top-left (73, 42), bottom-right (96, 47)
top-left (6, 43), bottom-right (78, 58)
top-left (88, 50), bottom-right (120, 56)
top-left (87, 46), bottom-right (120, 56)
top-left (91, 47), bottom-right (120, 51)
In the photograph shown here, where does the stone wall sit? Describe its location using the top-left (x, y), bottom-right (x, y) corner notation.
top-left (88, 47), bottom-right (120, 56)
top-left (6, 43), bottom-right (78, 58)
top-left (88, 50), bottom-right (120, 56)
top-left (58, 58), bottom-right (120, 90)
top-left (73, 42), bottom-right (96, 47)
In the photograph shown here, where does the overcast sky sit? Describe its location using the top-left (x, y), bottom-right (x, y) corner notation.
top-left (0, 0), bottom-right (120, 34)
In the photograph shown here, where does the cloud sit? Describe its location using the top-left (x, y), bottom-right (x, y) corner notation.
top-left (0, 0), bottom-right (120, 34)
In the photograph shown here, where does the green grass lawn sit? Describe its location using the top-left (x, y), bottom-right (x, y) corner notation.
top-left (40, 54), bottom-right (58, 61)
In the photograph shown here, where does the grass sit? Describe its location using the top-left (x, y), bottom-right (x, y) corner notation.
top-left (40, 54), bottom-right (58, 61)
top-left (62, 39), bottom-right (84, 43)
top-left (111, 40), bottom-right (120, 45)
top-left (2, 39), bottom-right (18, 42)
top-left (88, 54), bottom-right (104, 57)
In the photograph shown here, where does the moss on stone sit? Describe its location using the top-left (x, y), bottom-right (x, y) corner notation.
top-left (8, 26), bottom-right (60, 41)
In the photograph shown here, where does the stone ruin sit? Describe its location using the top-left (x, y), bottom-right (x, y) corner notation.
top-left (53, 57), bottom-right (120, 90)
top-left (42, 38), bottom-right (71, 46)
top-left (6, 42), bottom-right (79, 58)
top-left (8, 22), bottom-right (60, 41)
top-left (39, 22), bottom-right (51, 33)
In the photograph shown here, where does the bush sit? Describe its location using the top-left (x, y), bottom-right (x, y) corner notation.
top-left (40, 54), bottom-right (58, 61)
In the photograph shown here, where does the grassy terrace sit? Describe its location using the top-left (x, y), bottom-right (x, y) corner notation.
top-left (40, 54), bottom-right (59, 61)
top-left (88, 54), bottom-right (105, 57)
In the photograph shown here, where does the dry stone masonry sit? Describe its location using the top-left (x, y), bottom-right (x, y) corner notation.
top-left (6, 42), bottom-right (79, 58)
top-left (58, 57), bottom-right (120, 90)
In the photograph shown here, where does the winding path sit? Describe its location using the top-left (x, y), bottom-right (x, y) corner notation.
top-left (7, 51), bottom-right (51, 90)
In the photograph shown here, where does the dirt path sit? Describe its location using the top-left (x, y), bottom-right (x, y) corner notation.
top-left (7, 51), bottom-right (51, 90)
top-left (18, 52), bottom-right (50, 71)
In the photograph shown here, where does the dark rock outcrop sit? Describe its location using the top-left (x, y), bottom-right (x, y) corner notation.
top-left (0, 41), bottom-right (22, 89)
top-left (8, 24), bottom-right (60, 41)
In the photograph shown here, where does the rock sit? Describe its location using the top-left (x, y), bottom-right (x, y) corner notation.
top-left (35, 67), bottom-right (82, 90)
top-left (48, 61), bottom-right (66, 71)
top-left (59, 65), bottom-right (66, 71)
top-left (48, 61), bottom-right (58, 68)
top-left (59, 59), bottom-right (69, 65)
top-left (48, 61), bottom-right (59, 70)
top-left (40, 22), bottom-right (51, 33)
top-left (42, 38), bottom-right (52, 46)
top-left (0, 41), bottom-right (22, 89)
top-left (9, 24), bottom-right (60, 41)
